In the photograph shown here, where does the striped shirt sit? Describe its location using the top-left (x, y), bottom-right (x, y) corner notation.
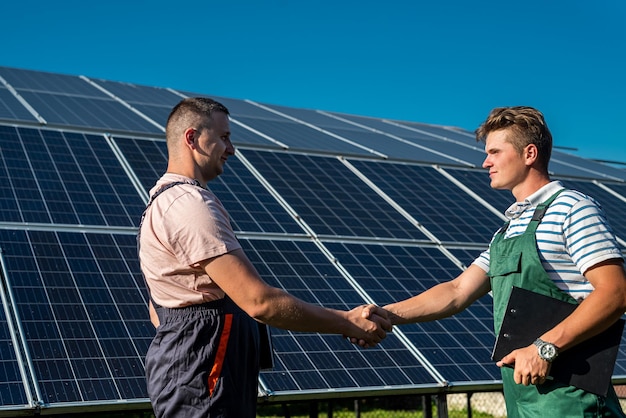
top-left (473, 181), bottom-right (623, 301)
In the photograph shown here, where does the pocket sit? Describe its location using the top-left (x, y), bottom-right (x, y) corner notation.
top-left (489, 252), bottom-right (522, 277)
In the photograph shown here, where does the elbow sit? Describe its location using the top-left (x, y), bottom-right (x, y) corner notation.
top-left (242, 287), bottom-right (282, 323)
top-left (243, 298), bottom-right (273, 323)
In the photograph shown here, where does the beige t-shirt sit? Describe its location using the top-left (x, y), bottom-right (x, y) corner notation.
top-left (139, 173), bottom-right (242, 308)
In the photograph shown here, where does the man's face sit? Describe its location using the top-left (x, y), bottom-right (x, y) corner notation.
top-left (482, 129), bottom-right (527, 191)
top-left (194, 111), bottom-right (234, 183)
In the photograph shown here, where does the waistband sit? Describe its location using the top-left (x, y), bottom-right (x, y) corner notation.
top-left (154, 296), bottom-right (244, 323)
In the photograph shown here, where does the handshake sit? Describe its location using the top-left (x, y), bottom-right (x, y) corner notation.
top-left (343, 304), bottom-right (396, 348)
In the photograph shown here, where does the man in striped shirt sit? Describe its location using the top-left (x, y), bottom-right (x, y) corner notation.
top-left (370, 106), bottom-right (626, 416)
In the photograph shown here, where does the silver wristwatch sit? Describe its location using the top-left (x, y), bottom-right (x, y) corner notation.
top-left (533, 338), bottom-right (558, 362)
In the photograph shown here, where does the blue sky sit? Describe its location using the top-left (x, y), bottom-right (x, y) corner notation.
top-left (2, 0), bottom-right (625, 166)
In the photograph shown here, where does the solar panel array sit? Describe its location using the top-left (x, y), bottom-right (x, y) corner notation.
top-left (1, 66), bottom-right (625, 413)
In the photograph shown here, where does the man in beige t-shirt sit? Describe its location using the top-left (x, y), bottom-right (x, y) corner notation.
top-left (138, 97), bottom-right (391, 418)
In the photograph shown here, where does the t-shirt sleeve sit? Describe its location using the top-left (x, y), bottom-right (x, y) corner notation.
top-left (563, 197), bottom-right (623, 274)
top-left (162, 190), bottom-right (241, 266)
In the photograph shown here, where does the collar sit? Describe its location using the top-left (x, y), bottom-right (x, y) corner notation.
top-left (504, 181), bottom-right (564, 220)
top-left (150, 173), bottom-right (203, 195)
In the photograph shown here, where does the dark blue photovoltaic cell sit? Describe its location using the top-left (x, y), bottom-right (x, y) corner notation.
top-left (241, 150), bottom-right (430, 240)
top-left (236, 116), bottom-right (375, 156)
top-left (260, 103), bottom-right (353, 129)
top-left (111, 136), bottom-right (167, 192)
top-left (557, 179), bottom-right (626, 247)
top-left (88, 79), bottom-right (182, 129)
top-left (444, 167), bottom-right (514, 214)
top-left (0, 290), bottom-right (28, 407)
top-left (19, 91), bottom-right (160, 133)
top-left (246, 103), bottom-right (466, 164)
top-left (394, 121), bottom-right (475, 144)
top-left (552, 151), bottom-right (626, 182)
top-left (328, 127), bottom-right (464, 165)
top-left (113, 136), bottom-right (303, 234)
top-left (325, 113), bottom-right (484, 167)
top-left (90, 79), bottom-right (182, 107)
top-left (240, 239), bottom-right (439, 391)
top-left (0, 67), bottom-right (161, 133)
top-left (0, 126), bottom-right (145, 227)
top-left (0, 87), bottom-right (37, 122)
top-left (229, 121), bottom-right (285, 147)
top-left (322, 242), bottom-right (500, 382)
top-left (0, 67), bottom-right (106, 95)
top-left (1, 65), bottom-right (626, 410)
top-left (206, 96), bottom-right (288, 120)
top-left (446, 248), bottom-right (487, 269)
top-left (209, 160), bottom-right (305, 235)
top-left (604, 182), bottom-right (626, 202)
top-left (349, 160), bottom-right (504, 244)
top-left (0, 229), bottom-right (152, 404)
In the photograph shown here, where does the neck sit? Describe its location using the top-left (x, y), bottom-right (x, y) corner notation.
top-left (511, 174), bottom-right (551, 202)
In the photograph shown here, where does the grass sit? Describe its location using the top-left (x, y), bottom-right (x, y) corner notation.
top-left (256, 397), bottom-right (498, 418)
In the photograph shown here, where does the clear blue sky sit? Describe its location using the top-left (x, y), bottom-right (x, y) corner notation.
top-left (2, 0), bottom-right (625, 165)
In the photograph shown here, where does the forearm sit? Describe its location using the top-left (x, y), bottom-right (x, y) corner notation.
top-left (385, 265), bottom-right (490, 325)
top-left (384, 282), bottom-right (465, 325)
top-left (542, 288), bottom-right (626, 351)
top-left (542, 262), bottom-right (626, 351)
top-left (252, 287), bottom-right (356, 335)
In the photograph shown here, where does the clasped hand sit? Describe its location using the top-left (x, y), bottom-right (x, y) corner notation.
top-left (344, 304), bottom-right (393, 348)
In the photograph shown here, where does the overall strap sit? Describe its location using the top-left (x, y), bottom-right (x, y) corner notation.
top-left (137, 180), bottom-right (202, 308)
top-left (495, 189), bottom-right (564, 236)
top-left (526, 189), bottom-right (564, 232)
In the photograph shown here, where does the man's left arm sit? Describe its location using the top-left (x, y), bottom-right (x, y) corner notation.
top-left (498, 259), bottom-right (626, 385)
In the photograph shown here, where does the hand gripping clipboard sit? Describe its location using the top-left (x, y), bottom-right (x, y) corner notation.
top-left (492, 286), bottom-right (625, 396)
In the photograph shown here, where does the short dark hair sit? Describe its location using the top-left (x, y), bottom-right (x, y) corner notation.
top-left (475, 106), bottom-right (552, 172)
top-left (165, 97), bottom-right (230, 145)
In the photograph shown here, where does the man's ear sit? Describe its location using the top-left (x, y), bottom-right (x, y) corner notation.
top-left (525, 143), bottom-right (538, 166)
top-left (184, 128), bottom-right (196, 149)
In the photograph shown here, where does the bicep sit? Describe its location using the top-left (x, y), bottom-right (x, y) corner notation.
top-left (200, 248), bottom-right (275, 313)
top-left (584, 259), bottom-right (626, 306)
top-left (451, 264), bottom-right (491, 308)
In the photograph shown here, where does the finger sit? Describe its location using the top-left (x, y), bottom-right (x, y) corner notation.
top-left (370, 314), bottom-right (393, 332)
top-left (368, 305), bottom-right (389, 319)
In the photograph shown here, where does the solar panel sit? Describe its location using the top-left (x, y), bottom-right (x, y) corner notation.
top-left (552, 151), bottom-right (626, 182)
top-left (242, 239), bottom-right (440, 392)
top-left (0, 86), bottom-right (38, 123)
top-left (0, 229), bottom-right (151, 405)
top-left (1, 65), bottom-right (626, 414)
top-left (0, 125), bottom-right (145, 227)
top-left (0, 67), bottom-right (160, 133)
top-left (324, 112), bottom-right (485, 167)
top-left (0, 276), bottom-right (29, 407)
top-left (236, 116), bottom-right (377, 156)
top-left (113, 136), bottom-right (303, 234)
top-left (321, 241), bottom-right (500, 382)
top-left (557, 178), bottom-right (626, 246)
top-left (443, 167), bottom-right (514, 214)
top-left (240, 149), bottom-right (430, 240)
top-left (347, 159), bottom-right (504, 244)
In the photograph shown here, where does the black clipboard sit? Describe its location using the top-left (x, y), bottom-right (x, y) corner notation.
top-left (492, 286), bottom-right (625, 396)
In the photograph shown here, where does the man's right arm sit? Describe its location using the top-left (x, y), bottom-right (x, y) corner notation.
top-left (201, 248), bottom-right (392, 347)
top-left (381, 264), bottom-right (491, 325)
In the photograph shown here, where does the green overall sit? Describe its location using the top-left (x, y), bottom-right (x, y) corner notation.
top-left (489, 190), bottom-right (625, 417)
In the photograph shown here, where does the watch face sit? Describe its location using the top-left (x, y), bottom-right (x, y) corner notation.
top-left (540, 344), bottom-right (556, 359)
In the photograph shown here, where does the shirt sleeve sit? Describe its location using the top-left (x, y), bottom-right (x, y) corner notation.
top-left (562, 196), bottom-right (623, 274)
top-left (163, 189), bottom-right (241, 266)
